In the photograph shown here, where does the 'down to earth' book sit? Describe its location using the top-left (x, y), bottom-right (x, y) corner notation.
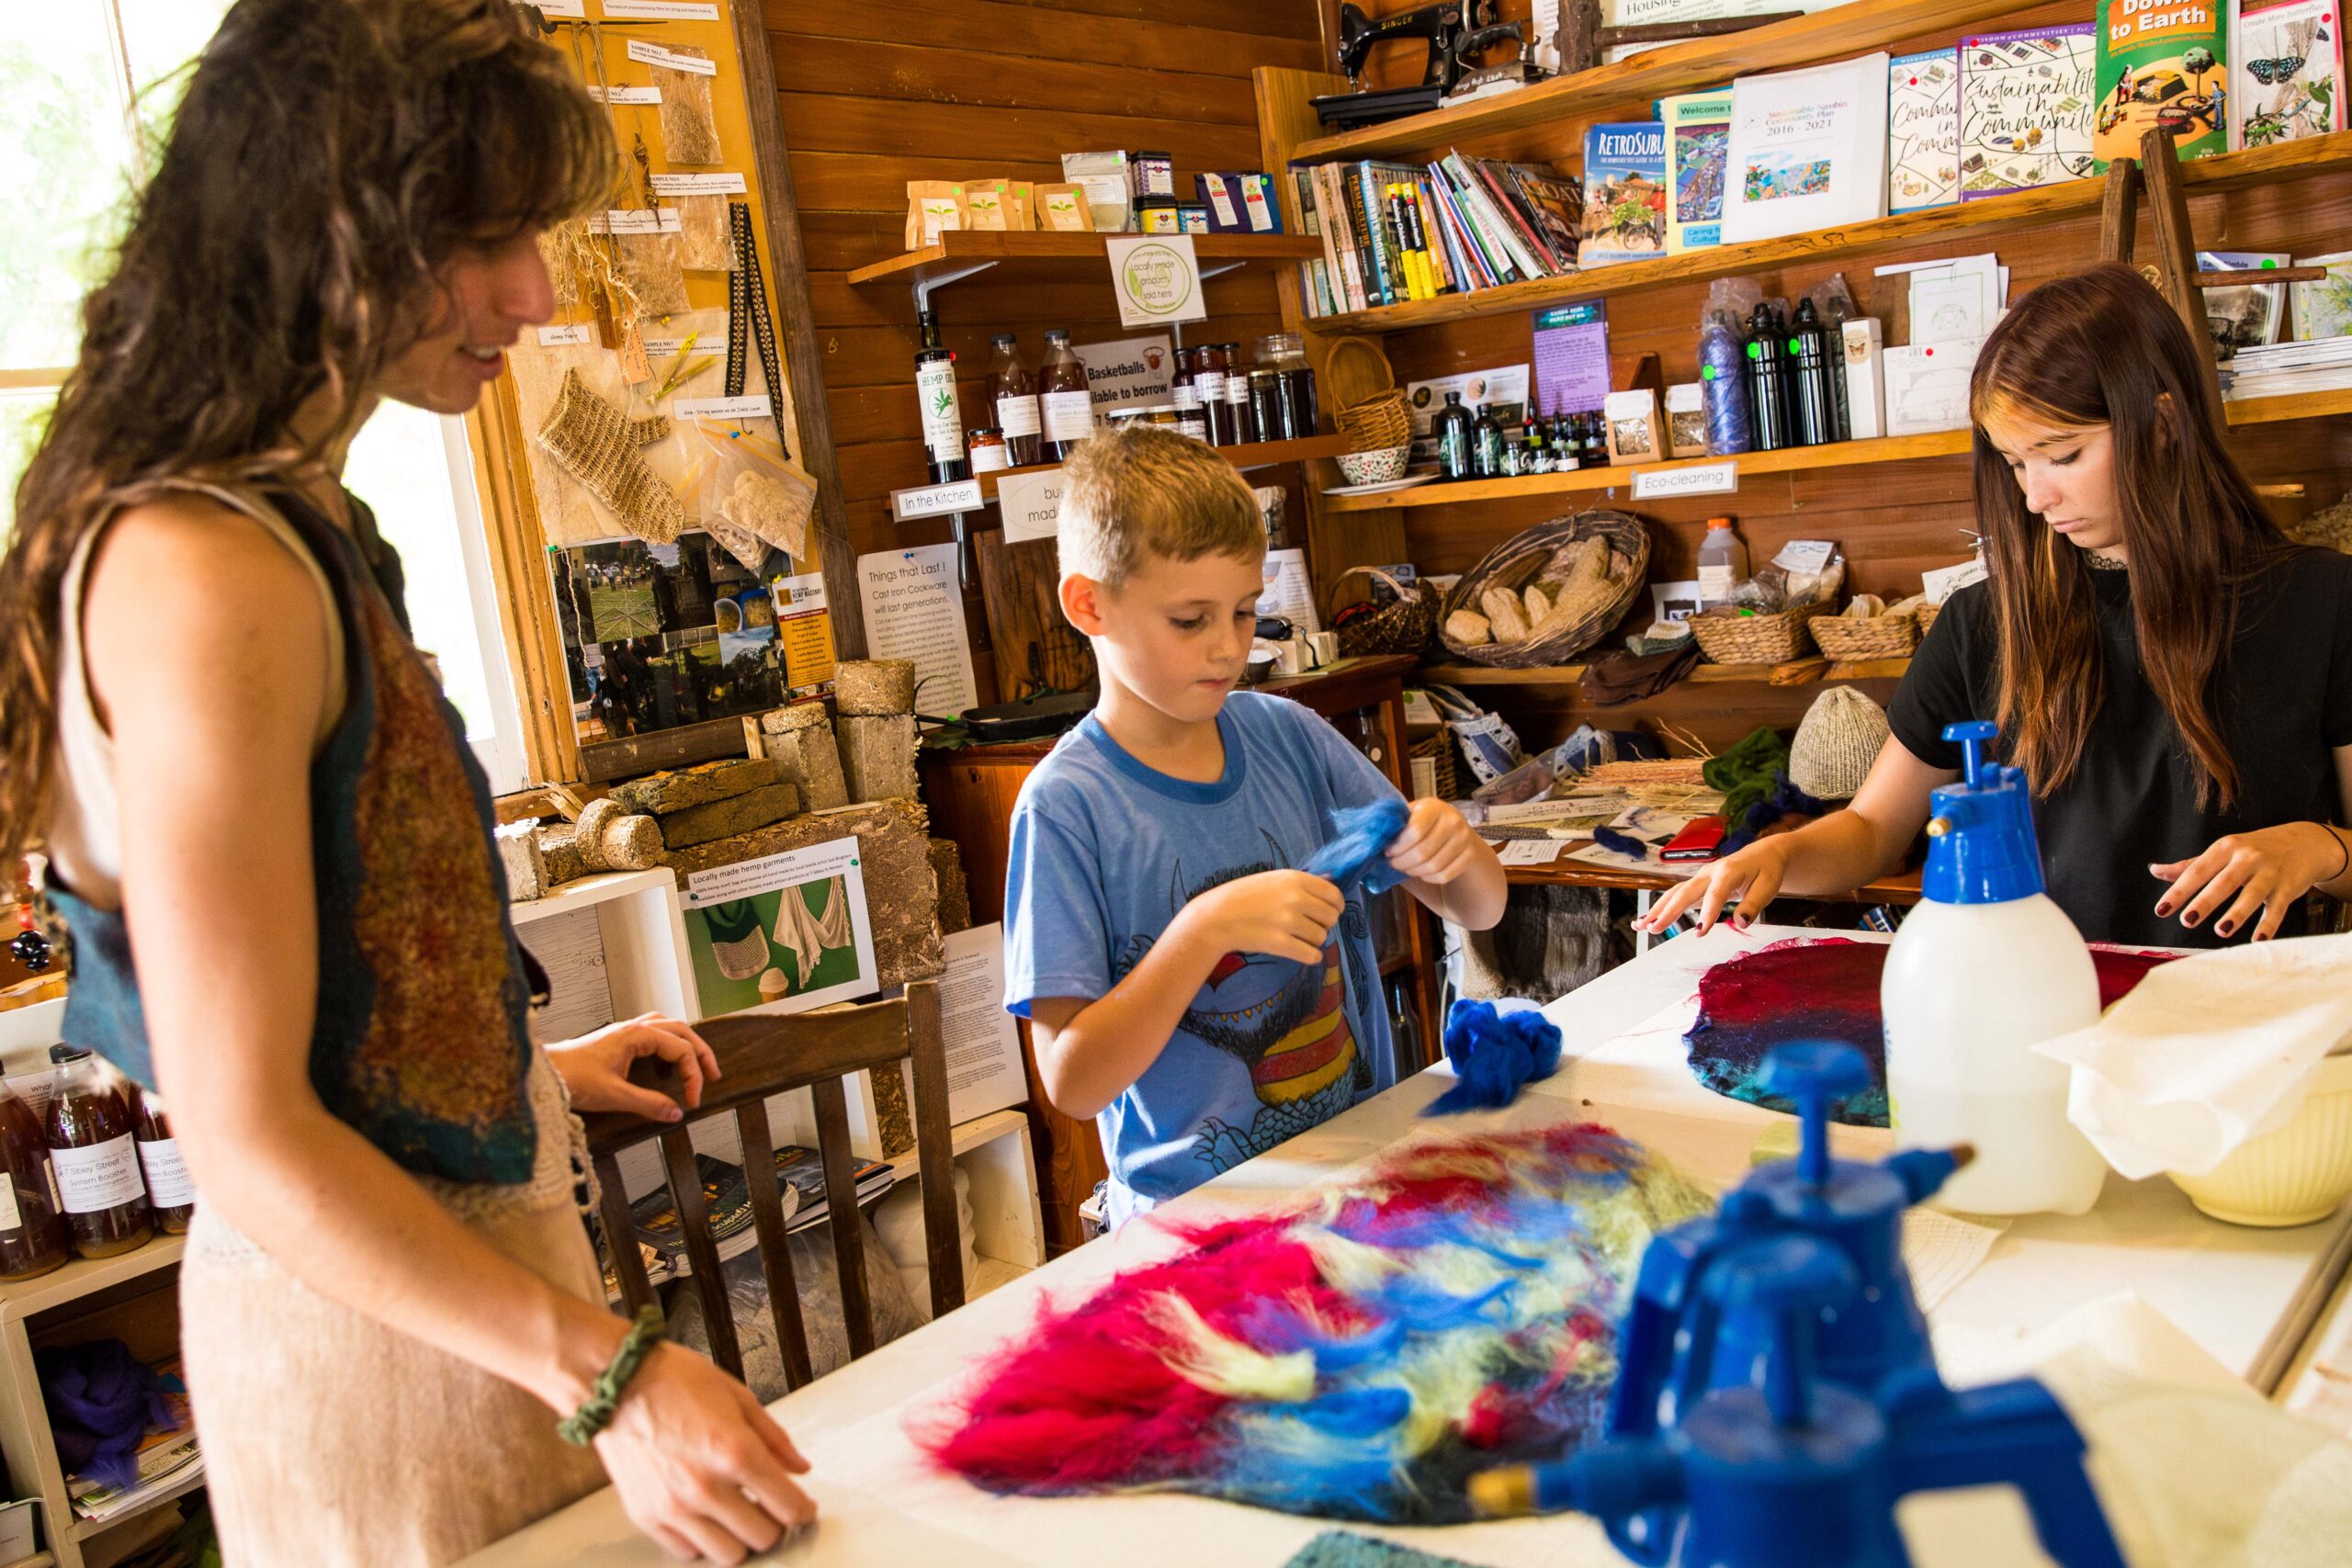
top-left (1577, 121), bottom-right (1668, 265)
top-left (1662, 89), bottom-right (1735, 253)
top-left (1720, 53), bottom-right (1890, 245)
top-left (1960, 26), bottom-right (2098, 197)
top-left (1888, 49), bottom-right (1962, 212)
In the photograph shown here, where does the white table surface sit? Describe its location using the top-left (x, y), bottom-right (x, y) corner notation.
top-left (463, 926), bottom-right (2352, 1568)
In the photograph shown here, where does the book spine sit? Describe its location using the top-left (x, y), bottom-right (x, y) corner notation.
top-left (1432, 168), bottom-right (1498, 288)
top-left (1454, 155), bottom-right (1542, 278)
top-left (1316, 163), bottom-right (1365, 311)
top-left (1475, 158), bottom-right (1559, 273)
top-left (1413, 175), bottom-right (1454, 294)
top-left (1441, 153), bottom-right (1520, 283)
top-left (1295, 165), bottom-right (1340, 317)
top-left (1351, 163), bottom-right (1398, 307)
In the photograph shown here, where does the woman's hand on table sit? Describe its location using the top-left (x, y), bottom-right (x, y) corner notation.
top-left (1634, 837), bottom-right (1798, 937)
top-left (595, 1343), bottom-right (815, 1562)
top-left (546, 1014), bottom-right (720, 1122)
top-left (2150, 823), bottom-right (2349, 942)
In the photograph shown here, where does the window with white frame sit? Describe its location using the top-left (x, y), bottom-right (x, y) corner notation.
top-left (1, 3), bottom-right (531, 793)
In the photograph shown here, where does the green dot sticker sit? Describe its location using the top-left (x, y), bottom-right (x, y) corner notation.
top-left (1746, 342), bottom-right (1761, 359)
top-left (1702, 365), bottom-right (1718, 380)
top-left (1789, 338), bottom-right (1803, 354)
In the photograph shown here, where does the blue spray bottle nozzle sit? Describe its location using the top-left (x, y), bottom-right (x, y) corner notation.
top-left (1942, 720), bottom-right (2000, 788)
top-left (1925, 720), bottom-right (2046, 904)
top-left (1758, 1042), bottom-right (1872, 1189)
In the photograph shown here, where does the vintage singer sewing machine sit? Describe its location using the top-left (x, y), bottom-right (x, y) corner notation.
top-left (1312, 1), bottom-right (1541, 130)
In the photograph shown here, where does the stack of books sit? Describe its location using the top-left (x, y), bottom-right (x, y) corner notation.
top-left (2221, 335), bottom-right (2352, 399)
top-left (66, 1360), bottom-right (202, 1526)
top-left (1292, 152), bottom-right (1580, 315)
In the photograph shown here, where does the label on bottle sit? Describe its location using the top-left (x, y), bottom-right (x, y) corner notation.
top-left (1042, 389), bottom-right (1095, 443)
top-left (138, 1136), bottom-right (195, 1208)
top-left (1698, 562), bottom-right (1737, 601)
top-left (1193, 369), bottom-right (1227, 406)
top-left (916, 362), bottom-right (964, 464)
top-left (52, 1134), bottom-right (142, 1214)
top-left (1225, 376), bottom-right (1250, 407)
top-left (1171, 381), bottom-right (1201, 412)
top-left (994, 394), bottom-right (1041, 438)
top-left (0, 1178), bottom-right (18, 1233)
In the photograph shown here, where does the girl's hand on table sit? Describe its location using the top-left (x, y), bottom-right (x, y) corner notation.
top-left (546, 1014), bottom-right (720, 1122)
top-left (595, 1343), bottom-right (815, 1562)
top-left (1634, 838), bottom-right (1799, 936)
top-left (2150, 823), bottom-right (2349, 942)
top-left (1385, 797), bottom-right (1485, 885)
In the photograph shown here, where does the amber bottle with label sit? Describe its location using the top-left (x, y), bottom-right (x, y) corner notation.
top-left (0, 1084), bottom-right (68, 1280)
top-left (45, 1046), bottom-right (150, 1258)
top-left (986, 333), bottom-right (1041, 467)
top-left (1037, 329), bottom-right (1094, 462)
top-left (134, 1089), bottom-right (195, 1235)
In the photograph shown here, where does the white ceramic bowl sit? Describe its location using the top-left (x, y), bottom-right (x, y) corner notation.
top-left (2167, 1052), bottom-right (2352, 1227)
top-left (1336, 446), bottom-right (1411, 486)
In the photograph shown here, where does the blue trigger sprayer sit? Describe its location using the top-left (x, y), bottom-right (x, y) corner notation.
top-left (1469, 1043), bottom-right (2126, 1568)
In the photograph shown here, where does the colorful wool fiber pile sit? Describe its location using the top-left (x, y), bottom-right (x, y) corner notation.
top-left (1686, 937), bottom-right (2179, 1127)
top-left (919, 1124), bottom-right (1711, 1524)
top-left (1425, 1001), bottom-right (1562, 1115)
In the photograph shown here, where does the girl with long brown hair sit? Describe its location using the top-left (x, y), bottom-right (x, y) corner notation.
top-left (1644, 265), bottom-right (2352, 947)
top-left (0, 2), bottom-right (812, 1562)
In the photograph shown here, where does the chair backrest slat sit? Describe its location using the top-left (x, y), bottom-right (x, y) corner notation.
top-left (808, 1076), bottom-right (876, 1359)
top-left (583, 980), bottom-right (963, 1390)
top-left (657, 1124), bottom-right (743, 1378)
top-left (731, 1102), bottom-right (815, 1391)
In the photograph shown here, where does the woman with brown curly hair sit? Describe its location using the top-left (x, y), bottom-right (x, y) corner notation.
top-left (0, 3), bottom-right (813, 1562)
top-left (1644, 265), bottom-right (2352, 947)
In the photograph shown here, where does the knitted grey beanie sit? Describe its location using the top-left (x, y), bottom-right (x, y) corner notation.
top-left (1790, 685), bottom-right (1891, 800)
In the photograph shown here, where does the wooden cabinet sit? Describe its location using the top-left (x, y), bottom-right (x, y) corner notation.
top-left (920, 655), bottom-right (1441, 1252)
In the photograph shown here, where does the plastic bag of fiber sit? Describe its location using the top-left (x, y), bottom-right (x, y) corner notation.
top-left (1426, 998), bottom-right (1561, 1115)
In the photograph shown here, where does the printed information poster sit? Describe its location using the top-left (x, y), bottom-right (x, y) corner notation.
top-left (679, 837), bottom-right (878, 1017)
top-left (940, 924), bottom-right (1029, 1125)
top-left (855, 543), bottom-right (978, 717)
top-left (1404, 364), bottom-right (1530, 464)
top-left (769, 570), bottom-right (837, 692)
top-left (1104, 235), bottom-right (1208, 330)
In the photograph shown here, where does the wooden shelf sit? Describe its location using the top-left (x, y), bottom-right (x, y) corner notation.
top-left (1330, 385), bottom-right (2352, 513)
top-left (1301, 130), bottom-right (2352, 337)
top-left (976, 434), bottom-right (1349, 499)
top-left (847, 230), bottom-right (1321, 289)
top-left (0, 1238), bottom-right (184, 1327)
top-left (1293, 0), bottom-right (2028, 166)
top-left (1424, 657), bottom-right (1911, 687)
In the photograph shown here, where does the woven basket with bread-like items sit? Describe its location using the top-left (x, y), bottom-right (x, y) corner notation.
top-left (1687, 600), bottom-right (1835, 665)
top-left (1435, 511), bottom-right (1652, 669)
top-left (1808, 607), bottom-right (1920, 660)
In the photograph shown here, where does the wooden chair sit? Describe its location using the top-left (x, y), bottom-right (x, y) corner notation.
top-left (582, 980), bottom-right (965, 1392)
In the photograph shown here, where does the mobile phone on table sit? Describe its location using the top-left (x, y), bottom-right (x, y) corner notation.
top-left (1659, 815), bottom-right (1727, 863)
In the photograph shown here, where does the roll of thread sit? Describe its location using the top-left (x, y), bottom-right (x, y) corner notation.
top-left (1698, 318), bottom-right (1752, 456)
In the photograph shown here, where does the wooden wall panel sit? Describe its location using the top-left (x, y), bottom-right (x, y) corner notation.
top-left (764, 2), bottom-right (1327, 709)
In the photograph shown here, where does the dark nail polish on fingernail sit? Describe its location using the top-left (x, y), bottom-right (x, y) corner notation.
top-left (2182, 911), bottom-right (2202, 927)
top-left (2217, 921), bottom-right (2235, 937)
top-left (2154, 902), bottom-right (2173, 917)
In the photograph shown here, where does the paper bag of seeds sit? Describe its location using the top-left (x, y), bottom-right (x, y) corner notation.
top-left (1034, 183), bottom-right (1094, 232)
top-left (905, 182), bottom-right (967, 249)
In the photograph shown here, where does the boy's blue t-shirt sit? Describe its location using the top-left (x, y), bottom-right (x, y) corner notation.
top-left (1003, 692), bottom-right (1403, 1224)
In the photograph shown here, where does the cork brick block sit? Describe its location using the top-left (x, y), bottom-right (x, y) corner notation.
top-left (610, 757), bottom-right (782, 816)
top-left (838, 714), bottom-right (920, 803)
top-left (495, 821), bottom-right (545, 902)
top-left (833, 658), bottom-right (918, 716)
top-left (599, 813), bottom-right (667, 871)
top-left (928, 838), bottom-right (972, 935)
top-left (758, 719), bottom-right (849, 813)
top-left (655, 783), bottom-right (802, 851)
top-left (759, 700), bottom-right (831, 734)
top-left (536, 824), bottom-right (585, 887)
top-left (664, 797), bottom-right (944, 985)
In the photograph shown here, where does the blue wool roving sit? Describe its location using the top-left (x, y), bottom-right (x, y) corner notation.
top-left (1425, 1000), bottom-right (1563, 1115)
top-left (1299, 797), bottom-right (1412, 897)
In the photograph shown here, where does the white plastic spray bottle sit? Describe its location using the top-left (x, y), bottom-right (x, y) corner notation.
top-left (1883, 720), bottom-right (2109, 1216)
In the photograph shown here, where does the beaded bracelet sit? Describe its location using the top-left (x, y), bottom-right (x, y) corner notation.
top-left (558, 1304), bottom-right (666, 1447)
top-left (2326, 826), bottom-right (2352, 886)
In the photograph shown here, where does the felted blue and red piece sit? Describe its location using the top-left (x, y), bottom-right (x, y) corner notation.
top-left (1684, 937), bottom-right (2179, 1127)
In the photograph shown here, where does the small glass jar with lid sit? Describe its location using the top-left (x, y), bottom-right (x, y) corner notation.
top-left (1255, 333), bottom-right (1317, 440)
top-left (967, 427), bottom-right (1011, 474)
top-left (1246, 369), bottom-right (1284, 446)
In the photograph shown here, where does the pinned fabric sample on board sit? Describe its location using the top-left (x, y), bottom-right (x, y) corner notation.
top-left (537, 368), bottom-right (685, 544)
top-left (774, 874), bottom-right (852, 987)
top-left (652, 46), bottom-right (722, 165)
top-left (677, 194), bottom-right (734, 271)
top-left (1685, 936), bottom-right (2177, 1126)
top-left (918, 1122), bottom-right (1712, 1524)
top-left (615, 230), bottom-right (690, 316)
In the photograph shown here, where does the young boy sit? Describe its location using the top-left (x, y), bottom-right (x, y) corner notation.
top-left (1003, 428), bottom-right (1506, 1228)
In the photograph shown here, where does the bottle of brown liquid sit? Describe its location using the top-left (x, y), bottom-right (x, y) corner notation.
top-left (987, 333), bottom-right (1041, 468)
top-left (133, 1089), bottom-right (194, 1235)
top-left (0, 1083), bottom-right (68, 1280)
top-left (45, 1046), bottom-right (150, 1259)
top-left (1037, 329), bottom-right (1094, 463)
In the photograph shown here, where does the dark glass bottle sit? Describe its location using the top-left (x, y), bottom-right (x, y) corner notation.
top-left (133, 1089), bottom-right (194, 1235)
top-left (914, 310), bottom-right (967, 484)
top-left (1037, 329), bottom-right (1093, 462)
top-left (1435, 391), bottom-right (1476, 480)
top-left (45, 1046), bottom-right (150, 1259)
top-left (1194, 343), bottom-right (1234, 445)
top-left (1220, 343), bottom-right (1251, 443)
top-left (0, 1084), bottom-right (68, 1280)
top-left (1471, 404), bottom-right (1507, 479)
top-left (1817, 294), bottom-right (1853, 441)
top-left (1580, 411), bottom-right (1609, 467)
top-left (1551, 417), bottom-right (1580, 470)
top-left (986, 333), bottom-right (1040, 467)
top-left (1523, 418), bottom-right (1551, 474)
top-left (1746, 302), bottom-right (1792, 452)
top-left (1790, 298), bottom-right (1833, 448)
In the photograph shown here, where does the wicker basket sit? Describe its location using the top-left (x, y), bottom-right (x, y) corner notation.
top-left (1688, 600), bottom-right (1835, 665)
top-left (1436, 511), bottom-right (1653, 669)
top-left (1809, 609), bottom-right (1920, 660)
top-left (1328, 336), bottom-right (1414, 453)
top-left (1408, 731), bottom-right (1460, 801)
top-left (1329, 565), bottom-right (1439, 658)
top-left (1916, 600), bottom-right (1942, 638)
